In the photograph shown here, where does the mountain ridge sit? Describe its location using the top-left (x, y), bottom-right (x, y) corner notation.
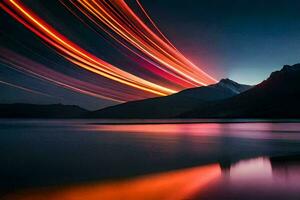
top-left (0, 103), bottom-right (88, 118)
top-left (180, 63), bottom-right (300, 118)
top-left (88, 78), bottom-right (252, 118)
top-left (1, 64), bottom-right (299, 119)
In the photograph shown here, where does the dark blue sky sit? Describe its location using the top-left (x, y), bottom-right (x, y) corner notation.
top-left (142, 0), bottom-right (300, 84)
top-left (1, 0), bottom-right (300, 109)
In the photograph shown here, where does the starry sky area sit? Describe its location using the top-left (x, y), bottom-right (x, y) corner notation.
top-left (1, 0), bottom-right (300, 110)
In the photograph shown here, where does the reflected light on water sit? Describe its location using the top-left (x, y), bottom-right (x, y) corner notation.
top-left (81, 123), bottom-right (300, 141)
top-left (225, 156), bottom-right (300, 189)
top-left (82, 123), bottom-right (223, 136)
top-left (2, 121), bottom-right (300, 200)
top-left (3, 164), bottom-right (221, 200)
top-left (227, 157), bottom-right (273, 185)
top-left (195, 156), bottom-right (300, 200)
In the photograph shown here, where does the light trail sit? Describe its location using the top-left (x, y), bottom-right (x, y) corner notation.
top-left (0, 0), bottom-right (176, 97)
top-left (0, 0), bottom-right (218, 101)
top-left (61, 0), bottom-right (196, 89)
top-left (72, 0), bottom-right (217, 85)
top-left (135, 0), bottom-right (179, 51)
top-left (0, 48), bottom-right (147, 102)
top-left (0, 79), bottom-right (54, 98)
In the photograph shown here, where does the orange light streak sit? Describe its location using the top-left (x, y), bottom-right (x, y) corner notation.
top-left (0, 56), bottom-right (126, 102)
top-left (63, 0), bottom-right (196, 88)
top-left (75, 0), bottom-right (217, 85)
top-left (2, 164), bottom-right (221, 200)
top-left (0, 0), bottom-right (218, 101)
top-left (1, 0), bottom-right (176, 97)
top-left (135, 0), bottom-right (179, 51)
top-left (78, 0), bottom-right (207, 86)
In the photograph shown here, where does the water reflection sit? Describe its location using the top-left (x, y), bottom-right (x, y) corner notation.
top-left (2, 121), bottom-right (300, 199)
top-left (2, 164), bottom-right (221, 200)
top-left (196, 155), bottom-right (300, 200)
top-left (225, 157), bottom-right (273, 185)
top-left (270, 155), bottom-right (300, 190)
top-left (3, 155), bottom-right (300, 200)
top-left (83, 122), bottom-right (300, 140)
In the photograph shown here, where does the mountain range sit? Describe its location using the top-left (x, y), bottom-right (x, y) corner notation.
top-left (88, 78), bottom-right (252, 118)
top-left (0, 64), bottom-right (300, 119)
top-left (0, 104), bottom-right (87, 118)
top-left (180, 64), bottom-right (300, 118)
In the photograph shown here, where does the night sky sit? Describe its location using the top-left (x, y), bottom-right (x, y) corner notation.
top-left (1, 0), bottom-right (300, 110)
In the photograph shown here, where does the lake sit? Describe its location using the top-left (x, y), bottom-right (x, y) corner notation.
top-left (1, 119), bottom-right (300, 199)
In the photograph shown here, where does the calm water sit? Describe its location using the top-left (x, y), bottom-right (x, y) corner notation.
top-left (1, 119), bottom-right (300, 199)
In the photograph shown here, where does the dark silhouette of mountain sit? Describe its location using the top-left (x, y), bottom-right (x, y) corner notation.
top-left (2, 64), bottom-right (299, 119)
top-left (0, 103), bottom-right (88, 118)
top-left (88, 79), bottom-right (251, 118)
top-left (180, 64), bottom-right (300, 118)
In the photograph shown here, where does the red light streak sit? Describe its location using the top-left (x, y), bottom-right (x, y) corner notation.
top-left (73, 0), bottom-right (217, 85)
top-left (0, 0), bottom-right (217, 101)
top-left (1, 0), bottom-right (176, 97)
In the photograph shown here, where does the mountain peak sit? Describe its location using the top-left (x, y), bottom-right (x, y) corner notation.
top-left (213, 78), bottom-right (252, 94)
top-left (282, 64), bottom-right (300, 72)
top-left (180, 63), bottom-right (300, 118)
top-left (219, 78), bottom-right (239, 85)
top-left (269, 63), bottom-right (300, 80)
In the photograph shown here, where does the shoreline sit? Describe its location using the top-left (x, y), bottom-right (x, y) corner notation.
top-left (1, 118), bottom-right (300, 125)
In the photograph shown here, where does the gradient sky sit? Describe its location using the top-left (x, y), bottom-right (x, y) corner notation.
top-left (1, 0), bottom-right (300, 110)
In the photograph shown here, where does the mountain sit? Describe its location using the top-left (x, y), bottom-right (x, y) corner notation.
top-left (2, 64), bottom-right (299, 119)
top-left (88, 79), bottom-right (252, 118)
top-left (0, 103), bottom-right (88, 118)
top-left (180, 64), bottom-right (300, 118)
